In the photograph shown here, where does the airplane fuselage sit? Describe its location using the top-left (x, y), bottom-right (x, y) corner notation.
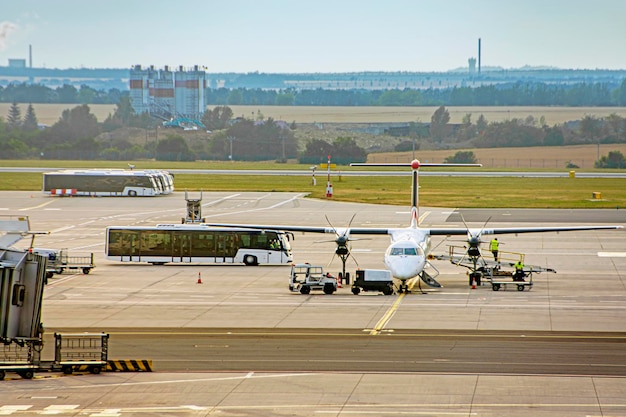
top-left (384, 228), bottom-right (430, 281)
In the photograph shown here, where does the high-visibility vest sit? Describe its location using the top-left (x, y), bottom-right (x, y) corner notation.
top-left (515, 261), bottom-right (524, 270)
top-left (490, 239), bottom-right (499, 251)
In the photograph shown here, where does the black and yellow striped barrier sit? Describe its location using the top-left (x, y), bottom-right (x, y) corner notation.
top-left (106, 359), bottom-right (153, 372)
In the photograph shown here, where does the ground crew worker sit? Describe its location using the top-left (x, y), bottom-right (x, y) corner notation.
top-left (514, 260), bottom-right (525, 281)
top-left (490, 238), bottom-right (500, 262)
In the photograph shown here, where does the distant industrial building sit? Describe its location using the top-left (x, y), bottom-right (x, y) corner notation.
top-left (8, 59), bottom-right (26, 68)
top-left (129, 65), bottom-right (207, 122)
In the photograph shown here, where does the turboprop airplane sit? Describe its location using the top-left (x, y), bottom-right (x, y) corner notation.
top-left (206, 160), bottom-right (623, 293)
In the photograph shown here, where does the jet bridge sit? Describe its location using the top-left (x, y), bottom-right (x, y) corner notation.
top-left (0, 246), bottom-right (46, 343)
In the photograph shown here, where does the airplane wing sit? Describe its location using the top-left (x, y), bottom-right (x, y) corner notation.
top-left (204, 223), bottom-right (391, 235)
top-left (428, 225), bottom-right (622, 236)
top-left (206, 223), bottom-right (621, 236)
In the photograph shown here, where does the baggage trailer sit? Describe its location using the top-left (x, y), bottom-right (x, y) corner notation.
top-left (488, 270), bottom-right (534, 292)
top-left (352, 269), bottom-right (394, 295)
top-left (0, 332), bottom-right (109, 380)
top-left (32, 248), bottom-right (95, 279)
top-left (52, 251), bottom-right (95, 276)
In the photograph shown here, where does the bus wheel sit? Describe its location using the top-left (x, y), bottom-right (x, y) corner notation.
top-left (128, 190), bottom-right (137, 197)
top-left (19, 370), bottom-right (34, 379)
top-left (243, 255), bottom-right (258, 266)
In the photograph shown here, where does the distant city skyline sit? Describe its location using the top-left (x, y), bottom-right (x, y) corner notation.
top-left (2, 0), bottom-right (626, 73)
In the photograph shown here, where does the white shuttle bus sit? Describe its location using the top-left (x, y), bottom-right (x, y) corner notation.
top-left (105, 224), bottom-right (294, 266)
top-left (42, 169), bottom-right (174, 197)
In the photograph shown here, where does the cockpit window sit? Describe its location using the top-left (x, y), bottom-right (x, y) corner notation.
top-left (390, 246), bottom-right (422, 256)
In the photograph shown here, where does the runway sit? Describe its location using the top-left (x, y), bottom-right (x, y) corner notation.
top-left (1, 191), bottom-right (625, 415)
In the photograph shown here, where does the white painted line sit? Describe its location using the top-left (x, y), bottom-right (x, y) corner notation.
top-left (41, 405), bottom-right (79, 415)
top-left (89, 409), bottom-right (121, 417)
top-left (18, 200), bottom-right (57, 211)
top-left (0, 406), bottom-right (32, 414)
top-left (50, 225), bottom-right (75, 233)
top-left (65, 372), bottom-right (316, 389)
top-left (598, 252), bottom-right (626, 257)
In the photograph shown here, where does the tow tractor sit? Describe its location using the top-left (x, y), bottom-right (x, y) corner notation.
top-left (289, 263), bottom-right (337, 295)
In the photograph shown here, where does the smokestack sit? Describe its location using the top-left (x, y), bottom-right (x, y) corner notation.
top-left (478, 38), bottom-right (481, 74)
top-left (29, 44), bottom-right (32, 68)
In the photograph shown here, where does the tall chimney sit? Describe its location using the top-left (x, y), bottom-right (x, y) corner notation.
top-left (478, 38), bottom-right (481, 74)
top-left (29, 44), bottom-right (32, 68)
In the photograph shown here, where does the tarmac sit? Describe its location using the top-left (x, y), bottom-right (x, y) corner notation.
top-left (1, 191), bottom-right (625, 416)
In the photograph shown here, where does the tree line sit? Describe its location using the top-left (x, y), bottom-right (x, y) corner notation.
top-left (206, 81), bottom-right (626, 107)
top-left (0, 101), bottom-right (367, 163)
top-left (1, 100), bottom-right (624, 167)
top-left (2, 79), bottom-right (626, 107)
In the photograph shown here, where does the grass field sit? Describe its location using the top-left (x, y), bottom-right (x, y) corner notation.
top-left (2, 103), bottom-right (625, 209)
top-left (3, 103), bottom-right (626, 125)
top-left (370, 143), bottom-right (626, 169)
top-left (3, 169), bottom-right (625, 209)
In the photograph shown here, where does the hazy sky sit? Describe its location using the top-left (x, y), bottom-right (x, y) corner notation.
top-left (2, 0), bottom-right (625, 73)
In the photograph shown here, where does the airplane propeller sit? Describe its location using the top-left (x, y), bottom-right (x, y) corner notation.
top-left (317, 214), bottom-right (366, 280)
top-left (458, 215), bottom-right (494, 279)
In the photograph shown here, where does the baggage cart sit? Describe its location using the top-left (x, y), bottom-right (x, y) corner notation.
top-left (0, 333), bottom-right (108, 380)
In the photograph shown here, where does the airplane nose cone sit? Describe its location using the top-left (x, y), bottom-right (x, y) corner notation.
top-left (385, 255), bottom-right (426, 280)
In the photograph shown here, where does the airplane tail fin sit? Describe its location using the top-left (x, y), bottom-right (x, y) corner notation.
top-left (349, 159), bottom-right (481, 230)
top-left (410, 167), bottom-right (419, 228)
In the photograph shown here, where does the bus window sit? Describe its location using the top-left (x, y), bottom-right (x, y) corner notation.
top-left (248, 233), bottom-right (269, 249)
top-left (141, 230), bottom-right (171, 256)
top-left (172, 232), bottom-right (191, 257)
top-left (215, 233), bottom-right (235, 257)
top-left (190, 231), bottom-right (215, 256)
top-left (108, 229), bottom-right (141, 256)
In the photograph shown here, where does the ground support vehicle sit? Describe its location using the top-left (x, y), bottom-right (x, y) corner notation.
top-left (33, 249), bottom-right (95, 279)
top-left (289, 263), bottom-right (337, 295)
top-left (51, 250), bottom-right (95, 276)
top-left (351, 269), bottom-right (394, 295)
top-left (487, 269), bottom-right (534, 292)
top-left (479, 267), bottom-right (535, 291)
top-left (0, 333), bottom-right (109, 380)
